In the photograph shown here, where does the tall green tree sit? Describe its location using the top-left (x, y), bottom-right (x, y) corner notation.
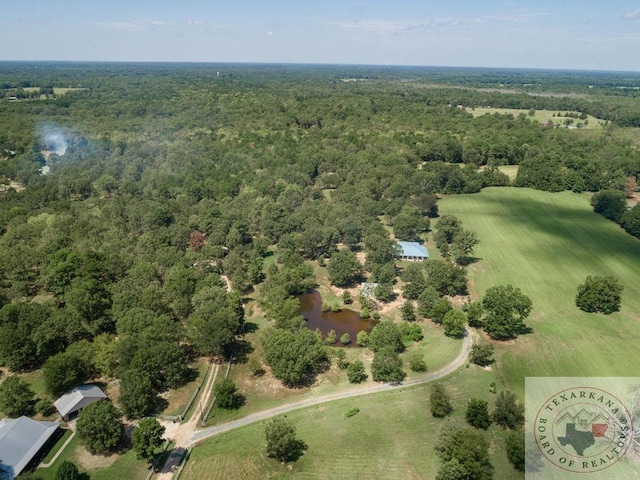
top-left (435, 427), bottom-right (493, 480)
top-left (591, 189), bottom-right (627, 222)
top-left (575, 275), bottom-right (623, 314)
top-left (0, 375), bottom-right (35, 417)
top-left (187, 287), bottom-right (244, 358)
top-left (265, 417), bottom-right (307, 463)
top-left (327, 249), bottom-right (363, 287)
top-left (492, 391), bottom-right (524, 430)
top-left (371, 348), bottom-right (405, 383)
top-left (505, 429), bottom-right (525, 472)
top-left (43, 352), bottom-right (88, 397)
top-left (262, 328), bottom-right (327, 387)
top-left (367, 320), bottom-right (404, 353)
top-left (132, 417), bottom-right (166, 464)
top-left (442, 309), bottom-right (466, 338)
top-left (482, 285), bottom-right (532, 340)
top-left (76, 401), bottom-right (124, 455)
top-left (118, 368), bottom-right (156, 419)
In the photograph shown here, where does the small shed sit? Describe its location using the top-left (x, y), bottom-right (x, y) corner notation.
top-left (360, 282), bottom-right (379, 299)
top-left (54, 385), bottom-right (107, 421)
top-left (0, 416), bottom-right (59, 480)
top-left (397, 241), bottom-right (429, 261)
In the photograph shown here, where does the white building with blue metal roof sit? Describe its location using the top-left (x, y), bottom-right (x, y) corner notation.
top-left (397, 241), bottom-right (429, 261)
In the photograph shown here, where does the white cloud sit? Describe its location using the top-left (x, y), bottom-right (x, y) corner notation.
top-left (330, 19), bottom-right (432, 35)
top-left (94, 22), bottom-right (142, 32)
top-left (624, 9), bottom-right (640, 19)
top-left (150, 20), bottom-right (176, 28)
top-left (483, 11), bottom-right (547, 23)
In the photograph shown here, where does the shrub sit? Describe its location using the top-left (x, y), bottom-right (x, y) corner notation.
top-left (356, 330), bottom-right (368, 347)
top-left (408, 352), bottom-right (427, 372)
top-left (326, 329), bottom-right (337, 344)
top-left (35, 398), bottom-right (56, 416)
top-left (430, 384), bottom-right (452, 418)
top-left (342, 291), bottom-right (352, 304)
top-left (334, 349), bottom-right (349, 369)
top-left (345, 407), bottom-right (360, 418)
top-left (466, 398), bottom-right (491, 429)
top-left (470, 343), bottom-right (495, 367)
top-left (346, 360), bottom-right (367, 383)
top-left (55, 460), bottom-right (80, 480)
top-left (248, 357), bottom-right (265, 376)
top-left (340, 333), bottom-right (351, 345)
top-left (399, 322), bottom-right (424, 343)
top-left (214, 377), bottom-right (243, 409)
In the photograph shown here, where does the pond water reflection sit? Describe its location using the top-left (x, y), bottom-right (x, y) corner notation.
top-left (299, 290), bottom-right (378, 347)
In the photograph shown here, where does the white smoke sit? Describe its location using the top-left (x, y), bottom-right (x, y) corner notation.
top-left (40, 125), bottom-right (68, 156)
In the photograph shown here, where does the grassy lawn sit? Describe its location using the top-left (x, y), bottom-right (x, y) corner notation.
top-left (36, 435), bottom-right (149, 480)
top-left (479, 164), bottom-right (519, 181)
top-left (440, 187), bottom-right (640, 397)
top-left (40, 428), bottom-right (73, 464)
top-left (183, 366), bottom-right (520, 480)
top-left (468, 107), bottom-right (604, 129)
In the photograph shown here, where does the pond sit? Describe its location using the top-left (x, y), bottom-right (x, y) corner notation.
top-left (299, 290), bottom-right (378, 347)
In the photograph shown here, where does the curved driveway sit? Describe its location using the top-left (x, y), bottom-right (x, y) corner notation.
top-left (189, 330), bottom-right (471, 446)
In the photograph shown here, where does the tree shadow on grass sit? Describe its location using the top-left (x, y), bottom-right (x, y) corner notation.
top-left (231, 339), bottom-right (254, 364)
top-left (243, 321), bottom-right (259, 334)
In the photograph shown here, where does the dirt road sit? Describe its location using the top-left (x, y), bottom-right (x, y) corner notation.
top-left (153, 362), bottom-right (220, 479)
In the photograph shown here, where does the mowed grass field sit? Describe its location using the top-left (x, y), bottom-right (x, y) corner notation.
top-left (469, 107), bottom-right (604, 128)
top-left (440, 187), bottom-right (640, 397)
top-left (183, 366), bottom-right (521, 480)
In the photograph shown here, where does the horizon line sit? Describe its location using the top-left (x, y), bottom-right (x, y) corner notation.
top-left (1, 60), bottom-right (639, 75)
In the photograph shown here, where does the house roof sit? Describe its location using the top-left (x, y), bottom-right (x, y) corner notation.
top-left (397, 241), bottom-right (429, 258)
top-left (54, 385), bottom-right (107, 418)
top-left (0, 416), bottom-right (59, 480)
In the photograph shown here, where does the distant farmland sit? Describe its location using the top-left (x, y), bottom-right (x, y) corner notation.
top-left (468, 107), bottom-right (604, 129)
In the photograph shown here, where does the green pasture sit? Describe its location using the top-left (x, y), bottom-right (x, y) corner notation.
top-left (440, 187), bottom-right (640, 397)
top-left (183, 366), bottom-right (521, 480)
top-left (469, 107), bottom-right (604, 129)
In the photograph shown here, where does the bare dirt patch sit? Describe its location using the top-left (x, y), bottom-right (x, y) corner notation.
top-left (0, 180), bottom-right (25, 193)
top-left (74, 447), bottom-right (120, 470)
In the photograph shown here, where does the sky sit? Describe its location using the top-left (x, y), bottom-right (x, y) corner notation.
top-left (3, 1), bottom-right (640, 71)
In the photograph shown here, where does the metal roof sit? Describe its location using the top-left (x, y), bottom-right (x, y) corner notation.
top-left (54, 385), bottom-right (107, 418)
top-left (397, 241), bottom-right (429, 258)
top-left (0, 416), bottom-right (59, 480)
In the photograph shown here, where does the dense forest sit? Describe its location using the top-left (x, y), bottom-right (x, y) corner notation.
top-left (1, 64), bottom-right (640, 476)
